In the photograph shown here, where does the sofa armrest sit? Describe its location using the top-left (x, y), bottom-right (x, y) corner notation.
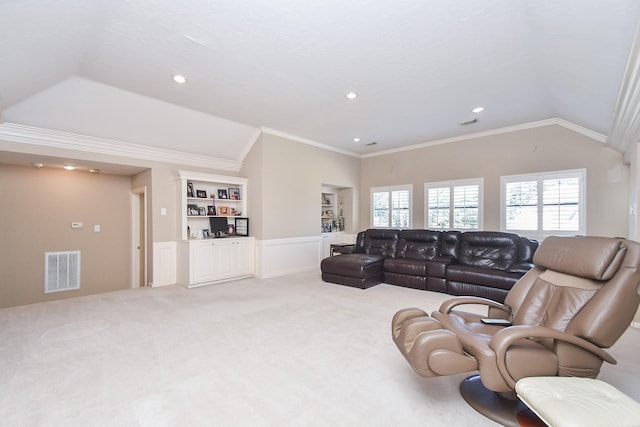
top-left (335, 244), bottom-right (357, 254)
top-left (507, 262), bottom-right (534, 274)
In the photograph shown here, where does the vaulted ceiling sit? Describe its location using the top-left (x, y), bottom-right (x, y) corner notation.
top-left (1, 0), bottom-right (640, 161)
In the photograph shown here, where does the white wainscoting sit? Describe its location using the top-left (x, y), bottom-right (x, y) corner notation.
top-left (151, 241), bottom-right (177, 287)
top-left (255, 236), bottom-right (322, 279)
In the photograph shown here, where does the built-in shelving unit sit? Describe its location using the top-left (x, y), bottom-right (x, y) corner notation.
top-left (176, 171), bottom-right (254, 288)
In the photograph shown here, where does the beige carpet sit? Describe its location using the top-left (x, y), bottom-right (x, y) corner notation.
top-left (1, 270), bottom-right (638, 427)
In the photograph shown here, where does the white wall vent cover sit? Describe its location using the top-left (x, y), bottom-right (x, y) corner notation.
top-left (45, 251), bottom-right (80, 293)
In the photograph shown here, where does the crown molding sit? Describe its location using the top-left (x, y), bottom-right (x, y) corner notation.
top-left (262, 119), bottom-right (606, 160)
top-left (361, 118), bottom-right (607, 158)
top-left (0, 122), bottom-right (242, 172)
top-left (260, 127), bottom-right (360, 158)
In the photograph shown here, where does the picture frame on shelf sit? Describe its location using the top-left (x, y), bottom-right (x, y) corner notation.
top-left (198, 207), bottom-right (207, 216)
top-left (187, 182), bottom-right (194, 198)
top-left (217, 206), bottom-right (230, 216)
top-left (230, 208), bottom-right (240, 216)
top-left (196, 190), bottom-right (207, 198)
top-left (207, 206), bottom-right (217, 216)
top-left (187, 204), bottom-right (199, 216)
top-left (227, 224), bottom-right (236, 236)
top-left (235, 217), bottom-right (249, 236)
top-left (229, 187), bottom-right (240, 200)
top-left (217, 189), bottom-right (228, 199)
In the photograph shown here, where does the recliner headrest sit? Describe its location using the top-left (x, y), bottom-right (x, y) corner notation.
top-left (533, 236), bottom-right (626, 281)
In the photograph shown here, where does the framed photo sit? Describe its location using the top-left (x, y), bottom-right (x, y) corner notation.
top-left (198, 207), bottom-right (207, 216)
top-left (227, 224), bottom-right (236, 236)
top-left (229, 187), bottom-right (241, 200)
top-left (196, 190), bottom-right (207, 198)
top-left (207, 205), bottom-right (217, 216)
top-left (187, 204), bottom-right (199, 216)
top-left (235, 217), bottom-right (249, 236)
top-left (217, 189), bottom-right (228, 199)
top-left (217, 206), bottom-right (230, 216)
top-left (230, 208), bottom-right (241, 216)
top-left (187, 182), bottom-right (194, 198)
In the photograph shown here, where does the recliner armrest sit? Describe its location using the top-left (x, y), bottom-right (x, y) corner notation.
top-left (490, 325), bottom-right (617, 388)
top-left (439, 296), bottom-right (512, 315)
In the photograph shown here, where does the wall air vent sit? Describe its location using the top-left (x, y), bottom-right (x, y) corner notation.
top-left (45, 251), bottom-right (80, 293)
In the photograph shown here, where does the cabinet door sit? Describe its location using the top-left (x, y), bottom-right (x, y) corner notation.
top-left (190, 242), bottom-right (215, 284)
top-left (211, 240), bottom-right (235, 280)
top-left (234, 239), bottom-right (255, 276)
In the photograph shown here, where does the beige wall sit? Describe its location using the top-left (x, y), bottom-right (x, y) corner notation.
top-left (0, 164), bottom-right (132, 307)
top-left (360, 125), bottom-right (629, 238)
top-left (242, 133), bottom-right (360, 240)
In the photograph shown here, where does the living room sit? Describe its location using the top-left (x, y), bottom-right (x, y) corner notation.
top-left (1, 2), bottom-right (640, 425)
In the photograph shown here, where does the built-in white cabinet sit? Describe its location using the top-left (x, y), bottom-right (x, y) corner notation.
top-left (176, 170), bottom-right (255, 288)
top-left (186, 238), bottom-right (255, 287)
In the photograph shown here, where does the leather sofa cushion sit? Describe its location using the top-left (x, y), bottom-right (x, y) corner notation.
top-left (396, 229), bottom-right (440, 260)
top-left (447, 264), bottom-right (521, 290)
top-left (363, 228), bottom-right (400, 257)
top-left (458, 231), bottom-right (519, 271)
top-left (320, 253), bottom-right (384, 277)
top-left (384, 258), bottom-right (427, 276)
top-left (426, 260), bottom-right (449, 278)
top-left (440, 231), bottom-right (461, 258)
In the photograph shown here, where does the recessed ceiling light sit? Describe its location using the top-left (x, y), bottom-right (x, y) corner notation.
top-left (63, 165), bottom-right (75, 171)
top-left (31, 162), bottom-right (43, 168)
top-left (472, 106), bottom-right (484, 113)
top-left (353, 137), bottom-right (361, 143)
top-left (89, 169), bottom-right (100, 173)
top-left (345, 91), bottom-right (358, 100)
top-left (173, 74), bottom-right (188, 84)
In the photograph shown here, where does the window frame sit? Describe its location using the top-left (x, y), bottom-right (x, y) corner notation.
top-left (424, 178), bottom-right (484, 230)
top-left (370, 185), bottom-right (413, 229)
top-left (500, 168), bottom-right (586, 238)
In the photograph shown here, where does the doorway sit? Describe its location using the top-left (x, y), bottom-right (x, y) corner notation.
top-left (131, 186), bottom-right (147, 287)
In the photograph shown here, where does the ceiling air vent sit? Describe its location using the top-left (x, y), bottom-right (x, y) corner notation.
top-left (366, 141), bottom-right (378, 146)
top-left (458, 118), bottom-right (478, 126)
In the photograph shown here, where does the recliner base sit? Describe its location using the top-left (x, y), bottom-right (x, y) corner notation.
top-left (459, 375), bottom-right (529, 427)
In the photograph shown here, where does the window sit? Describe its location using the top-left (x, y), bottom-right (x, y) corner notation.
top-left (371, 185), bottom-right (412, 228)
top-left (501, 169), bottom-right (585, 237)
top-left (425, 179), bottom-right (483, 230)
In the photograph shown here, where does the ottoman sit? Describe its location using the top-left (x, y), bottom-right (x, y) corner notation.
top-left (321, 253), bottom-right (384, 289)
top-left (516, 377), bottom-right (640, 427)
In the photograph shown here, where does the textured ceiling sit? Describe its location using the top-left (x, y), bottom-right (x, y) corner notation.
top-left (1, 0), bottom-right (639, 160)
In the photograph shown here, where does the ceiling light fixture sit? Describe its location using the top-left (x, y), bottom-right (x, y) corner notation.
top-left (353, 137), bottom-right (361, 143)
top-left (89, 169), bottom-right (100, 173)
top-left (345, 91), bottom-right (358, 100)
top-left (31, 162), bottom-right (43, 168)
top-left (472, 106), bottom-right (484, 113)
top-left (63, 165), bottom-right (75, 171)
top-left (173, 74), bottom-right (188, 84)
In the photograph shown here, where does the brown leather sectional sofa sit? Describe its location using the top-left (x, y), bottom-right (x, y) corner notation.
top-left (320, 228), bottom-right (538, 303)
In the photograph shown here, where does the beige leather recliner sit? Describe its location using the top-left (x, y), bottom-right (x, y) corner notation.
top-left (391, 236), bottom-right (640, 426)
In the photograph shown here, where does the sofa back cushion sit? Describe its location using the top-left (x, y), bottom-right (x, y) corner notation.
top-left (440, 231), bottom-right (462, 259)
top-left (396, 229), bottom-right (440, 260)
top-left (363, 228), bottom-right (401, 258)
top-left (458, 231), bottom-right (519, 271)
